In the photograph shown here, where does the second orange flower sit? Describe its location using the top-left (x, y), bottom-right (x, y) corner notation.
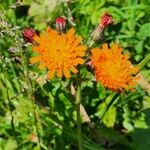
top-left (91, 43), bottom-right (139, 91)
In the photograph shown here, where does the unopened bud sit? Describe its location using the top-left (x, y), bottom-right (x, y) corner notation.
top-left (55, 17), bottom-right (66, 32)
top-left (91, 26), bottom-right (103, 41)
top-left (86, 59), bottom-right (93, 72)
top-left (30, 134), bottom-right (38, 143)
top-left (91, 12), bottom-right (112, 41)
top-left (22, 28), bottom-right (36, 43)
top-left (8, 47), bottom-right (16, 53)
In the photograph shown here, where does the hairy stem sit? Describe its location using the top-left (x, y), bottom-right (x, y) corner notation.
top-left (20, 50), bottom-right (42, 149)
top-left (76, 79), bottom-right (82, 150)
top-left (2, 69), bottom-right (20, 148)
top-left (137, 54), bottom-right (150, 71)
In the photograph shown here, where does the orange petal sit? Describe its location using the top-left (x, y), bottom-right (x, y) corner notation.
top-left (66, 28), bottom-right (75, 37)
top-left (38, 63), bottom-right (46, 69)
top-left (63, 69), bottom-right (71, 78)
top-left (33, 35), bottom-right (41, 43)
top-left (32, 46), bottom-right (40, 52)
top-left (76, 45), bottom-right (87, 52)
top-left (70, 66), bottom-right (78, 73)
top-left (30, 56), bottom-right (41, 64)
top-left (57, 68), bottom-right (62, 78)
top-left (47, 70), bottom-right (55, 79)
top-left (91, 48), bottom-right (101, 56)
top-left (111, 43), bottom-right (119, 51)
top-left (74, 36), bottom-right (83, 45)
top-left (102, 43), bottom-right (109, 51)
top-left (78, 51), bottom-right (86, 56)
top-left (77, 58), bottom-right (84, 64)
top-left (46, 27), bottom-right (57, 35)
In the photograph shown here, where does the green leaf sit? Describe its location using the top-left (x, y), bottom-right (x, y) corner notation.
top-left (135, 41), bottom-right (143, 54)
top-left (103, 105), bottom-right (117, 127)
top-left (91, 8), bottom-right (106, 25)
top-left (108, 6), bottom-right (124, 21)
top-left (138, 23), bottom-right (150, 40)
top-left (23, 0), bottom-right (33, 5)
top-left (96, 102), bottom-right (107, 118)
top-left (133, 113), bottom-right (149, 129)
top-left (97, 83), bottom-right (106, 100)
top-left (130, 128), bottom-right (150, 150)
top-left (137, 54), bottom-right (150, 71)
top-left (4, 138), bottom-right (17, 150)
top-left (123, 120), bottom-right (134, 131)
top-left (28, 0), bottom-right (58, 30)
top-left (64, 129), bottom-right (103, 150)
top-left (135, 11), bottom-right (145, 21)
top-left (96, 125), bottom-right (131, 147)
top-left (34, 22), bottom-right (47, 31)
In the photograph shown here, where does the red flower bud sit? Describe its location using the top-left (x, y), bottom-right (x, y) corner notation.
top-left (22, 28), bottom-right (36, 43)
top-left (55, 17), bottom-right (66, 32)
top-left (30, 134), bottom-right (38, 143)
top-left (91, 12), bottom-right (112, 41)
top-left (100, 12), bottom-right (113, 28)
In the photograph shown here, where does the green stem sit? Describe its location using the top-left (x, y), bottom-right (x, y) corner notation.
top-left (137, 54), bottom-right (150, 71)
top-left (2, 69), bottom-right (20, 149)
top-left (20, 50), bottom-right (42, 150)
top-left (76, 82), bottom-right (82, 150)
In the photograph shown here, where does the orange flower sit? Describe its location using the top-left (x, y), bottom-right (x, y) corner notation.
top-left (30, 27), bottom-right (86, 79)
top-left (91, 43), bottom-right (139, 91)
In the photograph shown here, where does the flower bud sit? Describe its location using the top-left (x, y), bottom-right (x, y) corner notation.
top-left (86, 59), bottom-right (94, 72)
top-left (30, 134), bottom-right (38, 143)
top-left (55, 17), bottom-right (66, 32)
top-left (22, 28), bottom-right (36, 43)
top-left (91, 12), bottom-right (112, 41)
top-left (91, 26), bottom-right (103, 41)
top-left (100, 12), bottom-right (113, 28)
top-left (8, 47), bottom-right (16, 53)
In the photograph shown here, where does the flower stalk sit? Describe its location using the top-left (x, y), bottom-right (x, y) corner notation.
top-left (19, 49), bottom-right (42, 150)
top-left (136, 54), bottom-right (150, 72)
top-left (76, 76), bottom-right (82, 150)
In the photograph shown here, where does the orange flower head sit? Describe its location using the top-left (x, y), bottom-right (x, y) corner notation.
top-left (30, 27), bottom-right (87, 79)
top-left (91, 43), bottom-right (139, 91)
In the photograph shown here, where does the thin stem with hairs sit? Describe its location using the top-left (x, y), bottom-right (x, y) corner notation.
top-left (76, 74), bottom-right (82, 150)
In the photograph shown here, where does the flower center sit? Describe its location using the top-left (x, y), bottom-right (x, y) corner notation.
top-left (104, 61), bottom-right (120, 80)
